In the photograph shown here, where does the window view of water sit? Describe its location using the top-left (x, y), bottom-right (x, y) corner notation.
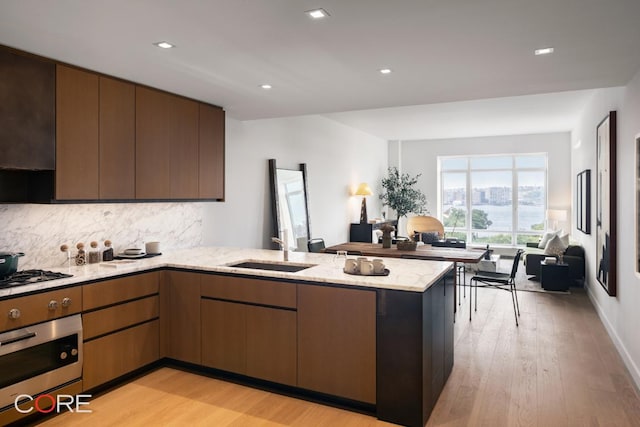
top-left (440, 153), bottom-right (548, 245)
top-left (443, 204), bottom-right (543, 231)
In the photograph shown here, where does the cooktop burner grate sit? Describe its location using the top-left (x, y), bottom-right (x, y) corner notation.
top-left (0, 270), bottom-right (73, 289)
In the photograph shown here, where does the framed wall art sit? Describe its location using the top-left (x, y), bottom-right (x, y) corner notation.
top-left (576, 169), bottom-right (591, 234)
top-left (596, 111), bottom-right (617, 296)
top-left (637, 134), bottom-right (640, 274)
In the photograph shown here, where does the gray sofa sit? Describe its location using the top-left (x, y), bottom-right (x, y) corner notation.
top-left (524, 243), bottom-right (585, 286)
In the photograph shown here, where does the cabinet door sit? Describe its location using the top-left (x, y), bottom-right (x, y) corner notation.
top-left (349, 223), bottom-right (374, 243)
top-left (431, 279), bottom-right (445, 405)
top-left (99, 76), bottom-right (135, 199)
top-left (56, 65), bottom-right (99, 200)
top-left (201, 299), bottom-right (246, 374)
top-left (444, 273), bottom-right (454, 379)
top-left (161, 271), bottom-right (201, 364)
top-left (136, 86), bottom-right (171, 199)
top-left (246, 305), bottom-right (296, 385)
top-left (136, 86), bottom-right (199, 199)
top-left (201, 298), bottom-right (297, 384)
top-left (83, 320), bottom-right (159, 390)
top-left (298, 285), bottom-right (376, 403)
top-left (198, 103), bottom-right (225, 199)
top-left (169, 96), bottom-right (199, 199)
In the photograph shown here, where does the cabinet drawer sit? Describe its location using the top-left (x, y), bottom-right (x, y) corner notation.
top-left (201, 275), bottom-right (296, 308)
top-left (0, 380), bottom-right (82, 425)
top-left (83, 295), bottom-right (159, 340)
top-left (0, 286), bottom-right (81, 333)
top-left (201, 299), bottom-right (297, 386)
top-left (83, 319), bottom-right (159, 390)
top-left (83, 272), bottom-right (159, 310)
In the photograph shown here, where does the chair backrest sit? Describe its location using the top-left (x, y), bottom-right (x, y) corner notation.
top-left (406, 215), bottom-right (445, 239)
top-left (307, 238), bottom-right (326, 253)
top-left (509, 249), bottom-right (524, 279)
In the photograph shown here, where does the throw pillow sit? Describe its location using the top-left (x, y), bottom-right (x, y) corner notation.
top-left (560, 233), bottom-right (570, 247)
top-left (538, 230), bottom-right (559, 249)
top-left (420, 231), bottom-right (439, 243)
top-left (544, 234), bottom-right (568, 256)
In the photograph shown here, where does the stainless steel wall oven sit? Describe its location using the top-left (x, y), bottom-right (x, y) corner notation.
top-left (0, 314), bottom-right (82, 409)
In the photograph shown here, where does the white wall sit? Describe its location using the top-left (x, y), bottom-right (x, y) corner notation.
top-left (389, 133), bottom-right (572, 237)
top-left (202, 115), bottom-right (388, 249)
top-left (572, 82), bottom-right (640, 388)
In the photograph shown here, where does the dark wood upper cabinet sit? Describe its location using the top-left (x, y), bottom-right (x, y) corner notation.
top-left (136, 86), bottom-right (203, 200)
top-left (135, 86), bottom-right (172, 199)
top-left (168, 95), bottom-right (199, 199)
top-left (99, 76), bottom-right (135, 199)
top-left (1, 46), bottom-right (225, 202)
top-left (56, 65), bottom-right (100, 200)
top-left (0, 47), bottom-right (55, 170)
top-left (199, 104), bottom-right (225, 200)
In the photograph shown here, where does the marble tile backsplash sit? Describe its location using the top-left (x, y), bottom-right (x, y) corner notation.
top-left (0, 202), bottom-right (205, 269)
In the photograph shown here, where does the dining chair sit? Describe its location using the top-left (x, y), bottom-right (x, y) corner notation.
top-left (469, 249), bottom-right (524, 326)
top-left (405, 215), bottom-right (445, 240)
top-left (307, 238), bottom-right (326, 253)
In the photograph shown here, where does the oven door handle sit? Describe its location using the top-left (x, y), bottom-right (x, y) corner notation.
top-left (0, 332), bottom-right (37, 346)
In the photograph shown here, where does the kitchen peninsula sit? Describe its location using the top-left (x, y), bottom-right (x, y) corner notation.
top-left (0, 248), bottom-right (454, 427)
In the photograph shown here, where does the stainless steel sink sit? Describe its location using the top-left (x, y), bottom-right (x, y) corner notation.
top-left (227, 260), bottom-right (316, 273)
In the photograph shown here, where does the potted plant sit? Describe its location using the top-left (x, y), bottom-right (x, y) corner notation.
top-left (379, 167), bottom-right (428, 237)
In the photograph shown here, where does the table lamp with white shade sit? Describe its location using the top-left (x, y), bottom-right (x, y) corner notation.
top-left (355, 183), bottom-right (373, 224)
top-left (546, 209), bottom-right (567, 231)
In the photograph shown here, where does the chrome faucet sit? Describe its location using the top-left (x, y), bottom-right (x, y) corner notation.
top-left (271, 237), bottom-right (289, 261)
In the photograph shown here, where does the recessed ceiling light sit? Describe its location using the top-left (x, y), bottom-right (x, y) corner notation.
top-left (306, 8), bottom-right (329, 19)
top-left (379, 68), bottom-right (392, 74)
top-left (154, 41), bottom-right (175, 49)
top-left (260, 84), bottom-right (273, 90)
top-left (534, 47), bottom-right (554, 55)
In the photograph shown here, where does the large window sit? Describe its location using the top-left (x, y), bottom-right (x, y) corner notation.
top-left (439, 154), bottom-right (547, 246)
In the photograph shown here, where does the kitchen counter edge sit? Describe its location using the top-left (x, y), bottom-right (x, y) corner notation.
top-left (0, 246), bottom-right (454, 299)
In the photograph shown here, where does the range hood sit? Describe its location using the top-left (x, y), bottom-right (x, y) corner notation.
top-left (0, 46), bottom-right (56, 202)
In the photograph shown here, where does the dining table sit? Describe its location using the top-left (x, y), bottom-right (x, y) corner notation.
top-left (324, 241), bottom-right (488, 311)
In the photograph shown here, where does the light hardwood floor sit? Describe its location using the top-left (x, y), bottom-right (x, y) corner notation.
top-left (38, 286), bottom-right (640, 427)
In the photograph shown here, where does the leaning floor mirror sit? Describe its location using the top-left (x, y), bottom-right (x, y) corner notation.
top-left (269, 159), bottom-right (311, 251)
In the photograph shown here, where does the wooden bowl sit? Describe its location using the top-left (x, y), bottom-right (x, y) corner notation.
top-left (397, 241), bottom-right (417, 251)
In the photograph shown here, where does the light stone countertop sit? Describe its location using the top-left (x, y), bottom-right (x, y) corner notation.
top-left (0, 246), bottom-right (454, 299)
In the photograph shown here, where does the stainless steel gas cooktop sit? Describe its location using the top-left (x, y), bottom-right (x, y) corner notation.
top-left (0, 269), bottom-right (73, 289)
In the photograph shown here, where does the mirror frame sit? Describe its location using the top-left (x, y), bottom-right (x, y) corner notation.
top-left (269, 159), bottom-right (311, 251)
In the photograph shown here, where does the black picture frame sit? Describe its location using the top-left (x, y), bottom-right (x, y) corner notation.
top-left (576, 169), bottom-right (591, 234)
top-left (596, 111), bottom-right (617, 296)
top-left (637, 135), bottom-right (640, 274)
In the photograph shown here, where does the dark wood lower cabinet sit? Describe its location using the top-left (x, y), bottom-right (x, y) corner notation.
top-left (201, 299), bottom-right (246, 374)
top-left (73, 270), bottom-right (453, 427)
top-left (0, 380), bottom-right (82, 425)
top-left (82, 272), bottom-right (161, 391)
top-left (245, 305), bottom-right (297, 385)
top-left (83, 320), bottom-right (159, 390)
top-left (376, 270), bottom-right (455, 427)
top-left (161, 271), bottom-right (201, 364)
top-left (201, 298), bottom-right (297, 386)
top-left (297, 285), bottom-right (376, 404)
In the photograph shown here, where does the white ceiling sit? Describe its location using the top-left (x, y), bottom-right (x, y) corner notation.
top-left (1, 0), bottom-right (639, 140)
